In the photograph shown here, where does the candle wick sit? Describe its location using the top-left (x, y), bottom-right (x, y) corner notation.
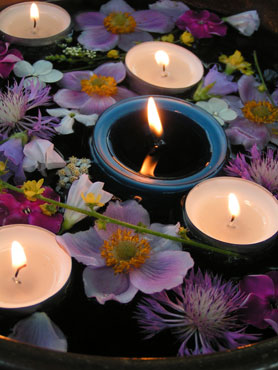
top-left (33, 19), bottom-right (37, 29)
top-left (227, 215), bottom-right (236, 228)
top-left (230, 215), bottom-right (235, 223)
top-left (14, 264), bottom-right (27, 279)
top-left (161, 65), bottom-right (168, 78)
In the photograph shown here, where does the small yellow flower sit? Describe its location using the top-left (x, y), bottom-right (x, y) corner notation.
top-left (107, 49), bottom-right (120, 59)
top-left (161, 34), bottom-right (175, 43)
top-left (40, 203), bottom-right (57, 216)
top-left (219, 50), bottom-right (254, 75)
top-left (0, 161), bottom-right (8, 176)
top-left (81, 192), bottom-right (104, 208)
top-left (22, 179), bottom-right (45, 201)
top-left (180, 31), bottom-right (194, 46)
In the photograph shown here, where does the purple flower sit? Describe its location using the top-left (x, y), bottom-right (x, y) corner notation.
top-left (176, 10), bottom-right (227, 39)
top-left (0, 187), bottom-right (63, 234)
top-left (57, 200), bottom-right (194, 304)
top-left (76, 0), bottom-right (173, 52)
top-left (0, 79), bottom-right (59, 139)
top-left (54, 62), bottom-right (136, 115)
top-left (149, 0), bottom-right (189, 22)
top-left (136, 269), bottom-right (257, 356)
top-left (0, 41), bottom-right (23, 79)
top-left (9, 312), bottom-right (67, 351)
top-left (0, 137), bottom-right (25, 185)
top-left (239, 272), bottom-right (278, 333)
top-left (225, 75), bottom-right (278, 149)
top-left (225, 144), bottom-right (278, 197)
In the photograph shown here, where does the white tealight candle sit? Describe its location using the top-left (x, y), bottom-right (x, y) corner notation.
top-left (183, 177), bottom-right (278, 254)
top-left (125, 41), bottom-right (204, 95)
top-left (0, 1), bottom-right (71, 46)
top-left (0, 224), bottom-right (71, 311)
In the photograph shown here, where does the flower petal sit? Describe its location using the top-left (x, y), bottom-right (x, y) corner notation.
top-left (118, 31), bottom-right (153, 51)
top-left (28, 211), bottom-right (63, 234)
top-left (93, 62), bottom-right (126, 83)
top-left (149, 223), bottom-right (182, 252)
top-left (267, 271), bottom-right (278, 296)
top-left (149, 0), bottom-right (189, 22)
top-left (219, 109), bottom-right (237, 121)
top-left (238, 75), bottom-right (267, 103)
top-left (57, 227), bottom-right (104, 266)
top-left (83, 265), bottom-right (134, 303)
top-left (54, 89), bottom-right (90, 109)
top-left (9, 312), bottom-right (67, 352)
top-left (114, 86), bottom-right (137, 101)
top-left (46, 108), bottom-right (72, 117)
top-left (39, 69), bottom-right (63, 83)
top-left (240, 293), bottom-right (270, 329)
top-left (13, 60), bottom-right (34, 77)
top-left (75, 12), bottom-right (106, 29)
top-left (130, 250), bottom-right (194, 293)
top-left (79, 94), bottom-right (116, 115)
top-left (240, 274), bottom-right (275, 299)
top-left (78, 28), bottom-right (119, 52)
top-left (59, 71), bottom-right (92, 90)
top-left (134, 10), bottom-right (174, 33)
top-left (75, 113), bottom-right (98, 127)
top-left (100, 0), bottom-right (134, 15)
top-left (55, 115), bottom-right (75, 135)
top-left (33, 60), bottom-right (53, 76)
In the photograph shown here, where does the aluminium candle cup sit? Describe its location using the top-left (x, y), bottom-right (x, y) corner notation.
top-left (0, 224), bottom-right (72, 316)
top-left (0, 2), bottom-right (71, 46)
top-left (125, 41), bottom-right (204, 95)
top-left (183, 177), bottom-right (278, 255)
top-left (89, 95), bottom-right (227, 199)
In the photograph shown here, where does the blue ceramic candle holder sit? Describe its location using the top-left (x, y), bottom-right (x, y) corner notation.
top-left (89, 95), bottom-right (228, 198)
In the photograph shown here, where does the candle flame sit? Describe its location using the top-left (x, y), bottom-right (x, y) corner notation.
top-left (30, 3), bottom-right (39, 21)
top-left (228, 193), bottom-right (240, 218)
top-left (155, 50), bottom-right (169, 68)
top-left (140, 154), bottom-right (158, 176)
top-left (11, 241), bottom-right (27, 270)
top-left (148, 97), bottom-right (163, 138)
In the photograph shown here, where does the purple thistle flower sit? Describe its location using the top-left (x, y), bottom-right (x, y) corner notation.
top-left (0, 136), bottom-right (25, 185)
top-left (76, 0), bottom-right (174, 52)
top-left (136, 269), bottom-right (258, 356)
top-left (0, 79), bottom-right (58, 139)
top-left (225, 144), bottom-right (278, 197)
top-left (176, 10), bottom-right (227, 39)
top-left (239, 271), bottom-right (278, 333)
top-left (57, 200), bottom-right (194, 304)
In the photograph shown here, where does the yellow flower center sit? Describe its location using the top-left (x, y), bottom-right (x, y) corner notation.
top-left (103, 12), bottom-right (136, 34)
top-left (100, 228), bottom-right (151, 274)
top-left (242, 100), bottom-right (278, 124)
top-left (80, 74), bottom-right (118, 97)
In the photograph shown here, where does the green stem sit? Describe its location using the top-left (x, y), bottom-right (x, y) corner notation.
top-left (2, 181), bottom-right (246, 259)
top-left (253, 50), bottom-right (276, 106)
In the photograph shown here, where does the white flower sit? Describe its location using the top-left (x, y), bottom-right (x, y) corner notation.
top-left (23, 138), bottom-right (66, 173)
top-left (13, 60), bottom-right (63, 87)
top-left (196, 97), bottom-right (237, 126)
top-left (224, 11), bottom-right (260, 36)
top-left (46, 108), bottom-right (98, 135)
top-left (9, 312), bottom-right (67, 352)
top-left (63, 174), bottom-right (113, 230)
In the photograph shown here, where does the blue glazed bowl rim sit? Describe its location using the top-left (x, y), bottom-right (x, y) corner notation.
top-left (90, 95), bottom-right (228, 194)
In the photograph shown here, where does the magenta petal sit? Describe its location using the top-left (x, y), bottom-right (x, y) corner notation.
top-left (4, 213), bottom-right (28, 225)
top-left (240, 274), bottom-right (275, 299)
top-left (54, 89), bottom-right (90, 109)
top-left (79, 94), bottom-right (115, 115)
top-left (75, 12), bottom-right (105, 29)
top-left (266, 271), bottom-right (278, 296)
top-left (83, 265), bottom-right (131, 303)
top-left (94, 62), bottom-right (126, 83)
top-left (241, 294), bottom-right (270, 329)
top-left (130, 250), bottom-right (194, 294)
top-left (78, 28), bottom-right (119, 52)
top-left (100, 0), bottom-right (134, 15)
top-left (134, 10), bottom-right (174, 33)
top-left (114, 86), bottom-right (137, 101)
top-left (28, 212), bottom-right (63, 234)
top-left (56, 228), bottom-right (104, 266)
top-left (118, 31), bottom-right (153, 51)
top-left (0, 63), bottom-right (15, 79)
top-left (59, 71), bottom-right (92, 90)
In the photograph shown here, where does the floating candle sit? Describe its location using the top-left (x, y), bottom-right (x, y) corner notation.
top-left (125, 41), bottom-right (204, 95)
top-left (0, 2), bottom-right (71, 46)
top-left (0, 224), bottom-right (71, 312)
top-left (183, 177), bottom-right (278, 254)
